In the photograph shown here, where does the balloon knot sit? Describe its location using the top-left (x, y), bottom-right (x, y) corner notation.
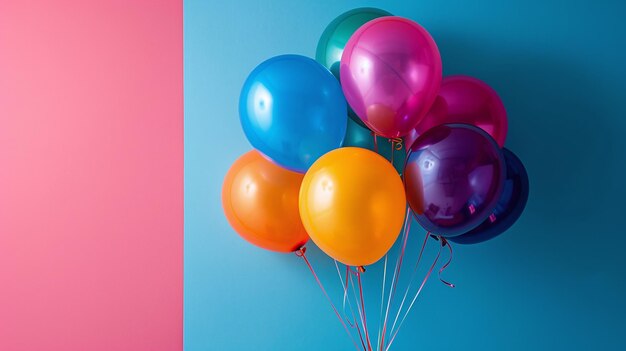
top-left (357, 266), bottom-right (366, 273)
top-left (440, 237), bottom-right (448, 247)
top-left (295, 247), bottom-right (307, 257)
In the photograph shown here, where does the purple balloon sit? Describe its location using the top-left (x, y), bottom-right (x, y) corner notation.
top-left (448, 148), bottom-right (529, 244)
top-left (404, 124), bottom-right (505, 237)
top-left (340, 17), bottom-right (442, 138)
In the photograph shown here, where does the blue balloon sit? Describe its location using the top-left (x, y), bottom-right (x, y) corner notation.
top-left (448, 148), bottom-right (529, 244)
top-left (239, 55), bottom-right (347, 173)
top-left (343, 117), bottom-right (406, 175)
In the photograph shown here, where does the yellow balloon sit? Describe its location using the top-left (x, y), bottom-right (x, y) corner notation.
top-left (299, 147), bottom-right (406, 266)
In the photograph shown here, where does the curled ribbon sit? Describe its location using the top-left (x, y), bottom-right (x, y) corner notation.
top-left (390, 137), bottom-right (403, 150)
top-left (437, 237), bottom-right (456, 288)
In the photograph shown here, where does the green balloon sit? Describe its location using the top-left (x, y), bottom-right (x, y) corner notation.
top-left (316, 8), bottom-right (392, 79)
top-left (343, 117), bottom-right (406, 176)
top-left (316, 8), bottom-right (392, 129)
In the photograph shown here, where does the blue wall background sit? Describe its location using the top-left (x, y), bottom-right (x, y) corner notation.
top-left (184, 0), bottom-right (626, 349)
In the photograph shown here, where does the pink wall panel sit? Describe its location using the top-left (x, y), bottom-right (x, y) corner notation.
top-left (0, 1), bottom-right (183, 350)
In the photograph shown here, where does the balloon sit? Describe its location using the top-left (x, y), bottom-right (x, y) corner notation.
top-left (343, 117), bottom-right (406, 175)
top-left (449, 148), bottom-right (529, 244)
top-left (404, 124), bottom-right (505, 237)
top-left (404, 95), bottom-right (447, 149)
top-left (412, 75), bottom-right (508, 147)
top-left (340, 17), bottom-right (442, 138)
top-left (316, 8), bottom-right (391, 129)
top-left (222, 150), bottom-right (309, 252)
top-left (299, 147), bottom-right (406, 266)
top-left (316, 7), bottom-right (391, 79)
top-left (240, 54), bottom-right (347, 173)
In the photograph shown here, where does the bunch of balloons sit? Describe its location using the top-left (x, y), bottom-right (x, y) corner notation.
top-left (222, 7), bottom-right (529, 350)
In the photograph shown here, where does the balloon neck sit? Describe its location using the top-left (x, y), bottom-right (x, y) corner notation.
top-left (357, 266), bottom-right (366, 273)
top-left (440, 237), bottom-right (448, 247)
top-left (429, 234), bottom-right (449, 246)
top-left (294, 246), bottom-right (307, 257)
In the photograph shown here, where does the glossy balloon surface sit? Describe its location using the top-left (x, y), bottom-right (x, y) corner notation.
top-left (316, 8), bottom-right (391, 129)
top-left (240, 55), bottom-right (347, 173)
top-left (404, 124), bottom-right (505, 237)
top-left (222, 151), bottom-right (309, 252)
top-left (340, 17), bottom-right (442, 138)
top-left (316, 7), bottom-right (391, 79)
top-left (412, 75), bottom-right (508, 146)
top-left (404, 95), bottom-right (447, 149)
top-left (299, 147), bottom-right (406, 266)
top-left (449, 148), bottom-right (529, 244)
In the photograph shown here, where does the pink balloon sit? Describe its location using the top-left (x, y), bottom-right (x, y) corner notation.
top-left (412, 75), bottom-right (508, 146)
top-left (403, 95), bottom-right (447, 149)
top-left (340, 17), bottom-right (442, 138)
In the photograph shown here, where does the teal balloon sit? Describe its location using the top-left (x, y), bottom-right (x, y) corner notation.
top-left (239, 55), bottom-right (348, 173)
top-left (343, 117), bottom-right (406, 175)
top-left (316, 8), bottom-right (392, 79)
top-left (316, 8), bottom-right (391, 129)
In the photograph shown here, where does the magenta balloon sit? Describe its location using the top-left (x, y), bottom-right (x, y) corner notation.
top-left (404, 95), bottom-right (447, 150)
top-left (413, 75), bottom-right (508, 147)
top-left (340, 17), bottom-right (442, 138)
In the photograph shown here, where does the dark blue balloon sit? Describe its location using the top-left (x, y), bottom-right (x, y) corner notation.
top-left (448, 148), bottom-right (529, 244)
top-left (239, 55), bottom-right (347, 173)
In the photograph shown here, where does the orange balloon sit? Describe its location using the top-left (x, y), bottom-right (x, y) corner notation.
top-left (299, 147), bottom-right (406, 266)
top-left (222, 150), bottom-right (308, 252)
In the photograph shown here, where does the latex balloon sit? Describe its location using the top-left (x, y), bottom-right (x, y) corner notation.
top-left (449, 148), bottom-right (529, 244)
top-left (340, 16), bottom-right (442, 138)
top-left (343, 117), bottom-right (406, 175)
top-left (404, 124), bottom-right (505, 237)
top-left (316, 7), bottom-right (391, 79)
top-left (404, 95), bottom-right (447, 150)
top-left (316, 8), bottom-right (391, 129)
top-left (240, 55), bottom-right (347, 173)
top-left (299, 147), bottom-right (406, 266)
top-left (222, 150), bottom-right (309, 252)
top-left (412, 75), bottom-right (508, 147)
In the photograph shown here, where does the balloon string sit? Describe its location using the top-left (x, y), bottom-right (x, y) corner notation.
top-left (372, 131), bottom-right (379, 153)
top-left (347, 266), bottom-right (368, 348)
top-left (415, 231), bottom-right (431, 270)
top-left (348, 267), bottom-right (371, 351)
top-left (392, 138), bottom-right (403, 150)
top-left (376, 255), bottom-right (388, 350)
top-left (384, 242), bottom-right (443, 351)
top-left (295, 248), bottom-right (361, 351)
top-left (390, 140), bottom-right (395, 165)
top-left (348, 271), bottom-right (368, 351)
top-left (334, 261), bottom-right (356, 328)
top-left (334, 260), bottom-right (368, 351)
top-left (384, 230), bottom-right (430, 349)
top-left (438, 237), bottom-right (456, 288)
top-left (379, 208), bottom-right (411, 350)
top-left (356, 270), bottom-right (373, 351)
